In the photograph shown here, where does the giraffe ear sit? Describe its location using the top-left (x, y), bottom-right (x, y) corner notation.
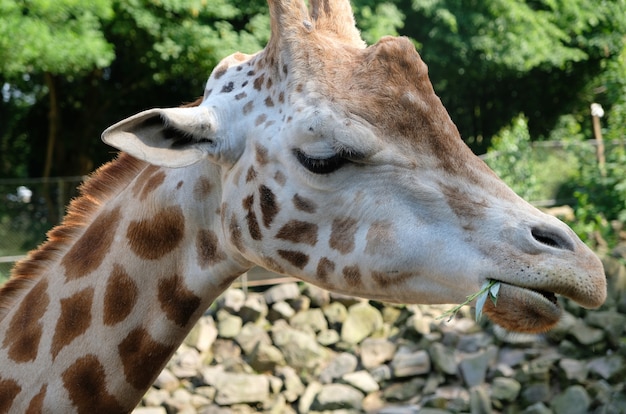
top-left (102, 107), bottom-right (225, 168)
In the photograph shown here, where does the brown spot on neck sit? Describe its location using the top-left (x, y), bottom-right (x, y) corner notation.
top-left (255, 144), bottom-right (269, 166)
top-left (25, 384), bottom-right (47, 414)
top-left (62, 206), bottom-right (121, 280)
top-left (243, 194), bottom-right (262, 241)
top-left (196, 229), bottom-right (227, 268)
top-left (371, 271), bottom-right (413, 287)
top-left (157, 274), bottom-right (202, 327)
top-left (277, 250), bottom-right (309, 269)
top-left (52, 287), bottom-right (94, 359)
top-left (253, 74), bottom-right (265, 91)
top-left (3, 279), bottom-right (49, 363)
top-left (126, 206), bottom-right (185, 260)
top-left (62, 355), bottom-right (125, 414)
top-left (0, 377), bottom-right (21, 413)
top-left (133, 166), bottom-right (166, 202)
top-left (193, 177), bottom-right (213, 201)
top-left (118, 328), bottom-right (177, 391)
top-left (103, 264), bottom-right (138, 326)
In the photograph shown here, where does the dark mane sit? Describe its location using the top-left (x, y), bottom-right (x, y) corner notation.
top-left (0, 153), bottom-right (148, 321)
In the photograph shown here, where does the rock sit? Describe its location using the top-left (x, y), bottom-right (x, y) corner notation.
top-left (317, 329), bottom-right (340, 346)
top-left (558, 358), bottom-right (588, 382)
top-left (203, 370), bottom-right (269, 406)
top-left (587, 354), bottom-right (626, 381)
top-left (290, 308), bottom-right (328, 333)
top-left (211, 338), bottom-right (241, 364)
top-left (490, 376), bottom-right (521, 402)
top-left (360, 338), bottom-right (396, 369)
top-left (142, 388), bottom-right (171, 407)
top-left (429, 342), bottom-right (458, 375)
top-left (550, 385), bottom-right (590, 414)
top-left (170, 346), bottom-right (202, 378)
top-left (216, 310), bottom-right (242, 339)
top-left (469, 385), bottom-right (492, 414)
top-left (268, 301), bottom-right (295, 321)
top-left (312, 383), bottom-right (364, 411)
top-left (184, 317), bottom-right (218, 353)
top-left (219, 289), bottom-right (246, 313)
top-left (323, 301), bottom-right (348, 327)
top-left (458, 345), bottom-right (497, 387)
top-left (298, 381), bottom-right (323, 414)
top-left (341, 302), bottom-right (383, 344)
top-left (522, 402), bottom-right (552, 414)
top-left (153, 368), bottom-right (180, 392)
top-left (264, 282), bottom-right (300, 304)
top-left (382, 377), bottom-right (425, 402)
top-left (391, 347), bottom-right (431, 378)
top-left (276, 366), bottom-right (305, 403)
top-left (341, 370), bottom-right (380, 393)
top-left (271, 321), bottom-right (328, 371)
top-left (235, 322), bottom-right (271, 355)
top-left (304, 284), bottom-right (331, 307)
top-left (569, 318), bottom-right (604, 345)
top-left (249, 342), bottom-right (285, 372)
top-left (521, 382), bottom-right (551, 405)
top-left (319, 352), bottom-right (359, 384)
top-left (239, 293), bottom-right (268, 323)
top-left (287, 295), bottom-right (310, 312)
top-left (133, 408), bottom-right (168, 414)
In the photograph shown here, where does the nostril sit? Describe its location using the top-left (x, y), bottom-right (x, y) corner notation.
top-left (531, 227), bottom-right (575, 252)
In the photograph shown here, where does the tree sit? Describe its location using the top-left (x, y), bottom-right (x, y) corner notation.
top-left (0, 0), bottom-right (115, 178)
top-left (396, 0), bottom-right (626, 152)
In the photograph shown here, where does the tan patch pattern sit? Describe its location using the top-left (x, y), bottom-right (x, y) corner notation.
top-left (126, 206), bottom-right (185, 260)
top-left (275, 220), bottom-right (318, 246)
top-left (118, 328), bottom-right (176, 391)
top-left (277, 250), bottom-right (309, 269)
top-left (62, 355), bottom-right (124, 414)
top-left (52, 287), bottom-right (94, 359)
top-left (62, 206), bottom-right (121, 280)
top-left (316, 257), bottom-right (335, 285)
top-left (365, 221), bottom-right (396, 257)
top-left (131, 165), bottom-right (161, 199)
top-left (371, 271), bottom-right (413, 287)
top-left (255, 145), bottom-right (269, 166)
top-left (193, 177), bottom-right (213, 201)
top-left (342, 265), bottom-right (362, 287)
top-left (329, 217), bottom-right (358, 254)
top-left (196, 229), bottom-right (227, 269)
top-left (243, 195), bottom-right (262, 241)
top-left (255, 114), bottom-right (268, 126)
top-left (157, 274), bottom-right (202, 327)
top-left (292, 194), bottom-right (317, 213)
top-left (25, 384), bottom-right (47, 414)
top-left (0, 377), bottom-right (21, 413)
top-left (103, 264), bottom-right (138, 326)
top-left (245, 166), bottom-right (257, 183)
top-left (229, 213), bottom-right (244, 252)
top-left (3, 279), bottom-right (49, 363)
top-left (259, 185), bottom-right (279, 228)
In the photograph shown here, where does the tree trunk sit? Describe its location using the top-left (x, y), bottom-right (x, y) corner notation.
top-left (43, 72), bottom-right (59, 179)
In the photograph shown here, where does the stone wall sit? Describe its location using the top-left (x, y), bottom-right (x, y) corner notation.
top-left (134, 247), bottom-right (626, 414)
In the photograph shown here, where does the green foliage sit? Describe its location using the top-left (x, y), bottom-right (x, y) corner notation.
top-left (564, 145), bottom-right (626, 248)
top-left (0, 0), bottom-right (115, 77)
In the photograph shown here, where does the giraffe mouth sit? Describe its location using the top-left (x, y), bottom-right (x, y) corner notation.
top-left (481, 281), bottom-right (561, 334)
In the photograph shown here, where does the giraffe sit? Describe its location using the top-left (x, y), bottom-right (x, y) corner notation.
top-left (0, 0), bottom-right (606, 412)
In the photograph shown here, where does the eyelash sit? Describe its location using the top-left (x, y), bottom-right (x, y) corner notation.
top-left (294, 149), bottom-right (349, 174)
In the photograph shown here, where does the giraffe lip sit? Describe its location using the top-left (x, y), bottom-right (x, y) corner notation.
top-left (482, 281), bottom-right (562, 333)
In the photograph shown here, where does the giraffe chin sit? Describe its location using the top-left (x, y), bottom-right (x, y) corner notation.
top-left (482, 282), bottom-right (562, 334)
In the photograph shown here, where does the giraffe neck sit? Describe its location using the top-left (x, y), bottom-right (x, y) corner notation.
top-left (0, 154), bottom-right (250, 412)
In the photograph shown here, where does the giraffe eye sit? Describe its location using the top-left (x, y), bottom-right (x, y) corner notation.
top-left (294, 149), bottom-right (348, 174)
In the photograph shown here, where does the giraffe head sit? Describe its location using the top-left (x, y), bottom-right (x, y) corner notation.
top-left (102, 0), bottom-right (605, 333)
